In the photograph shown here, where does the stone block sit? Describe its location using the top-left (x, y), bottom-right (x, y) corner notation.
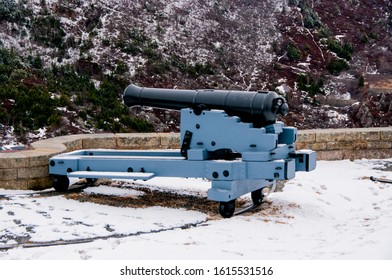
top-left (296, 142), bottom-right (326, 151)
top-left (0, 177), bottom-right (53, 190)
top-left (342, 149), bottom-right (392, 160)
top-left (17, 166), bottom-right (49, 179)
top-left (0, 153), bottom-right (30, 169)
top-left (316, 150), bottom-right (344, 161)
top-left (159, 133), bottom-right (181, 149)
top-left (295, 142), bottom-right (308, 150)
top-left (31, 139), bottom-right (66, 152)
top-left (327, 140), bottom-right (368, 150)
top-left (21, 150), bottom-right (56, 167)
top-left (82, 134), bottom-right (116, 149)
top-left (64, 139), bottom-right (83, 151)
top-left (116, 133), bottom-right (161, 149)
top-left (297, 130), bottom-right (316, 143)
top-left (316, 129), bottom-right (361, 142)
top-left (0, 169), bottom-right (18, 180)
top-left (310, 142), bottom-right (327, 151)
top-left (381, 130), bottom-right (392, 141)
top-left (0, 179), bottom-right (30, 190)
top-left (359, 130), bottom-right (381, 141)
top-left (367, 141), bottom-right (392, 149)
top-left (364, 149), bottom-right (392, 159)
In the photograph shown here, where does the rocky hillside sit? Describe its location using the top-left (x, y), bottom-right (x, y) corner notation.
top-left (1, 0), bottom-right (392, 145)
top-left (277, 0), bottom-right (392, 128)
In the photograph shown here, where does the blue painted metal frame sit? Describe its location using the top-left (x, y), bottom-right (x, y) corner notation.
top-left (49, 109), bottom-right (316, 202)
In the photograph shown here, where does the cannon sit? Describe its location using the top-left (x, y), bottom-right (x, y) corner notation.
top-left (124, 84), bottom-right (289, 127)
top-left (49, 84), bottom-right (316, 218)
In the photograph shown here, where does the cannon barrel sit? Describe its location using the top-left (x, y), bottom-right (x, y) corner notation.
top-left (124, 84), bottom-right (289, 127)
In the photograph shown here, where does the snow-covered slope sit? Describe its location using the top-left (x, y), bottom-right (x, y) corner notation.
top-left (1, 0), bottom-right (285, 87)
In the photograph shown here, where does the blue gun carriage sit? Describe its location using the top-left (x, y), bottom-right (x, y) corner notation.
top-left (49, 84), bottom-right (316, 218)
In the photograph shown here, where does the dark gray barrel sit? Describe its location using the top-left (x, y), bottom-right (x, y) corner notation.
top-left (124, 84), bottom-right (288, 127)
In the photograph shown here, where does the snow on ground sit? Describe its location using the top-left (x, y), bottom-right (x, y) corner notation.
top-left (0, 192), bottom-right (206, 246)
top-left (82, 185), bottom-right (146, 197)
top-left (1, 159), bottom-right (392, 259)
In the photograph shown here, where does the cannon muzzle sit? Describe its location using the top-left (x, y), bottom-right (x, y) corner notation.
top-left (124, 84), bottom-right (288, 127)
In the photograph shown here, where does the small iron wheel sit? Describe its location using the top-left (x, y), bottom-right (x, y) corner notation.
top-left (52, 175), bottom-right (70, 192)
top-left (218, 199), bottom-right (236, 218)
top-left (251, 188), bottom-right (264, 206)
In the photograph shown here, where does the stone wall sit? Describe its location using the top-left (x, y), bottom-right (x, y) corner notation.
top-left (0, 133), bottom-right (179, 190)
top-left (297, 127), bottom-right (392, 160)
top-left (1, 127), bottom-right (391, 190)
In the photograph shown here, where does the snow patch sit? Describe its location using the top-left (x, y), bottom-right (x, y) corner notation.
top-left (83, 185), bottom-right (145, 197)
